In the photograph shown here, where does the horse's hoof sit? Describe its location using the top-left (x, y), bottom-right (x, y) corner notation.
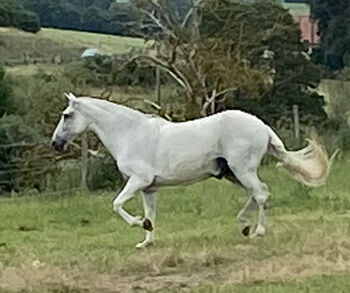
top-left (241, 225), bottom-right (250, 237)
top-left (142, 218), bottom-right (153, 231)
top-left (135, 240), bottom-right (154, 249)
top-left (249, 227), bottom-right (265, 238)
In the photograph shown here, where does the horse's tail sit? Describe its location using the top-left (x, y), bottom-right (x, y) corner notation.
top-left (267, 127), bottom-right (334, 187)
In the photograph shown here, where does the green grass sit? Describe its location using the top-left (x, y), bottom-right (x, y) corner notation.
top-left (1, 159), bottom-right (350, 292)
top-left (39, 28), bottom-right (144, 55)
top-left (0, 27), bottom-right (143, 66)
top-left (163, 275), bottom-right (350, 293)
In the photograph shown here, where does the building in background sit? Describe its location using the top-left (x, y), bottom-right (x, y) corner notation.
top-left (282, 0), bottom-right (319, 47)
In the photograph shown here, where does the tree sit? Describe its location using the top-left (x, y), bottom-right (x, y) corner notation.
top-left (202, 0), bottom-right (326, 127)
top-left (130, 0), bottom-right (270, 119)
top-left (81, 6), bottom-right (108, 32)
top-left (130, 0), bottom-right (326, 126)
top-left (0, 65), bottom-right (14, 117)
top-left (309, 0), bottom-right (350, 71)
top-left (0, 0), bottom-right (40, 33)
top-left (18, 0), bottom-right (134, 35)
top-left (0, 65), bottom-right (33, 193)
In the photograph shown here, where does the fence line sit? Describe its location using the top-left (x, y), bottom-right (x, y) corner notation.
top-left (0, 139), bottom-right (88, 193)
top-left (0, 141), bottom-right (48, 148)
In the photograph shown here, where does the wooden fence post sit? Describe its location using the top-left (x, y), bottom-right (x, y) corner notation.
top-left (293, 104), bottom-right (300, 145)
top-left (155, 66), bottom-right (161, 113)
top-left (81, 132), bottom-right (89, 191)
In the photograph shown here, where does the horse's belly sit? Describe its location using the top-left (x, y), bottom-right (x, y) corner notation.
top-left (154, 159), bottom-right (216, 186)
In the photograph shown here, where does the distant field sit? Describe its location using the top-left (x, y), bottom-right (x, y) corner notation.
top-left (40, 28), bottom-right (144, 55)
top-left (0, 27), bottom-right (143, 65)
top-left (282, 3), bottom-right (310, 15)
top-left (4, 63), bottom-right (62, 76)
top-left (1, 158), bottom-right (350, 292)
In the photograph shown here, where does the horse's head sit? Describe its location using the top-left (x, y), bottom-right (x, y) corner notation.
top-left (51, 93), bottom-right (90, 152)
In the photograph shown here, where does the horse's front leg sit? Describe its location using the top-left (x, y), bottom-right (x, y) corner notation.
top-left (136, 192), bottom-right (157, 248)
top-left (112, 176), bottom-right (150, 228)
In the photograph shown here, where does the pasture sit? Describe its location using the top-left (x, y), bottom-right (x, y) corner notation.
top-left (0, 27), bottom-right (143, 59)
top-left (1, 23), bottom-right (349, 293)
top-left (1, 158), bottom-right (350, 292)
top-left (1, 27), bottom-right (143, 75)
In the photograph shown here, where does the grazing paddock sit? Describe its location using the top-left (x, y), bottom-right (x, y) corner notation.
top-left (0, 27), bottom-right (143, 62)
top-left (0, 159), bottom-right (350, 292)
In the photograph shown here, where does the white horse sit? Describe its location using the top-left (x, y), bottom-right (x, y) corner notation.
top-left (52, 93), bottom-right (331, 248)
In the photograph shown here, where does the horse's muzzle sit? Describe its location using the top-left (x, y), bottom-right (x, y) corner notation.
top-left (51, 138), bottom-right (67, 152)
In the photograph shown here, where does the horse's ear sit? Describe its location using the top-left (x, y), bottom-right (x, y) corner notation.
top-left (64, 92), bottom-right (78, 102)
top-left (64, 92), bottom-right (80, 110)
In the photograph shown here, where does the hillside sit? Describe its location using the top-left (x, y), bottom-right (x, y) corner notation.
top-left (0, 27), bottom-right (144, 66)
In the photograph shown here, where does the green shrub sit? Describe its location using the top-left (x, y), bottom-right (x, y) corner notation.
top-left (87, 154), bottom-right (123, 191)
top-left (0, 0), bottom-right (40, 33)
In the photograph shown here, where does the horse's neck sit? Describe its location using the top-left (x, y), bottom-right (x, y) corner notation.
top-left (83, 100), bottom-right (145, 159)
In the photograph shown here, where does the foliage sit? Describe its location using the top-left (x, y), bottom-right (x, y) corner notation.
top-left (133, 0), bottom-right (326, 126)
top-left (201, 0), bottom-right (326, 128)
top-left (87, 154), bottom-right (123, 190)
top-left (0, 115), bottom-right (42, 192)
top-left (317, 79), bottom-right (350, 150)
top-left (309, 0), bottom-right (350, 71)
top-left (84, 54), bottom-right (158, 87)
top-left (0, 66), bottom-right (89, 194)
top-left (0, 0), bottom-right (40, 33)
top-left (0, 65), bottom-right (14, 117)
top-left (0, 65), bottom-right (17, 192)
top-left (18, 0), bottom-right (136, 36)
top-left (133, 0), bottom-right (271, 119)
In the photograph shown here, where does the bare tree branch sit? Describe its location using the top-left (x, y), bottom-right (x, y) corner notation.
top-left (140, 9), bottom-right (177, 39)
top-left (144, 98), bottom-right (162, 110)
top-left (136, 54), bottom-right (193, 93)
top-left (201, 87), bottom-right (238, 116)
top-left (181, 0), bottom-right (204, 29)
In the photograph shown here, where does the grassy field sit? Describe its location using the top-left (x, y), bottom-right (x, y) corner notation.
top-left (0, 27), bottom-right (143, 68)
top-left (1, 157), bottom-right (350, 292)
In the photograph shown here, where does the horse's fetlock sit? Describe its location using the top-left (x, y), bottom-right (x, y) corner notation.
top-left (254, 194), bottom-right (268, 206)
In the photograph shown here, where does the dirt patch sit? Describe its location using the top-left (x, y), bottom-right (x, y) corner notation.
top-left (0, 264), bottom-right (210, 293)
top-left (225, 253), bottom-right (350, 285)
top-left (224, 238), bottom-right (350, 285)
top-left (1, 240), bottom-right (350, 292)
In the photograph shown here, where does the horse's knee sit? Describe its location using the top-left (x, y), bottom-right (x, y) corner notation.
top-left (112, 200), bottom-right (122, 213)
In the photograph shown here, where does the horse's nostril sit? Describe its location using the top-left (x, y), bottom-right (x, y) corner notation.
top-left (51, 141), bottom-right (57, 148)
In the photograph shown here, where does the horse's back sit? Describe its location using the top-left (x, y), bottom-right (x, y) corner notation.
top-left (156, 110), bottom-right (269, 152)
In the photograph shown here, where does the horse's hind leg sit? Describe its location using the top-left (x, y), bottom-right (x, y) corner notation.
top-left (230, 167), bottom-right (269, 237)
top-left (236, 196), bottom-right (255, 236)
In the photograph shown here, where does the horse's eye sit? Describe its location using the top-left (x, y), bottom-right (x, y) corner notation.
top-left (63, 114), bottom-right (71, 120)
